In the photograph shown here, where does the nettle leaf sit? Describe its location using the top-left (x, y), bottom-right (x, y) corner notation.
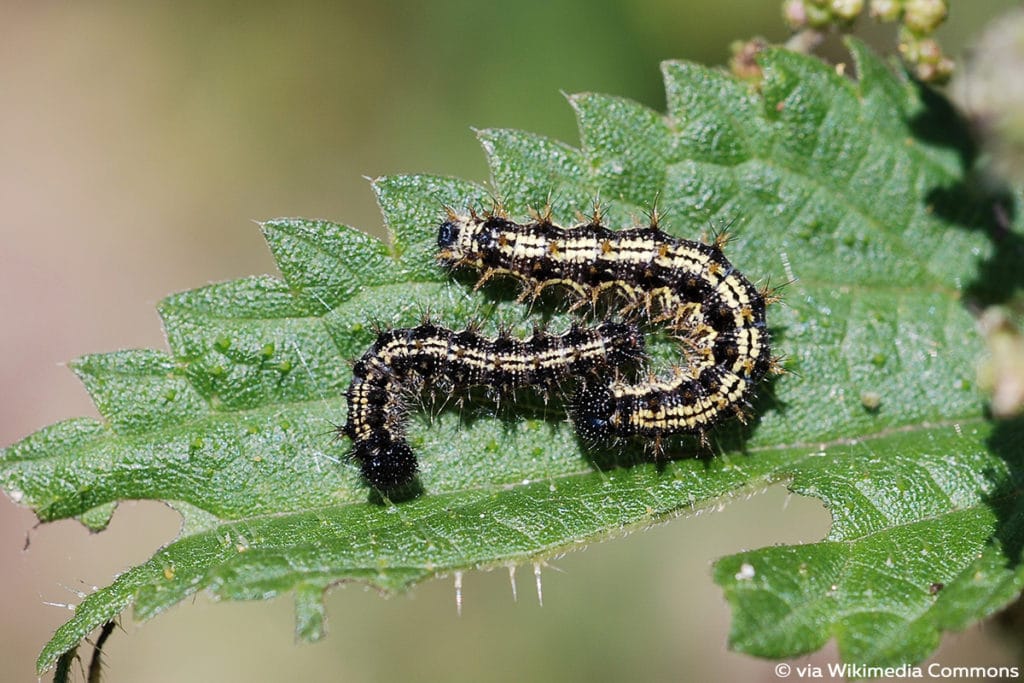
top-left (3, 39), bottom-right (1021, 673)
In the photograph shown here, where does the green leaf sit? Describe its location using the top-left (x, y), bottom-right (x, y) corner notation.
top-left (3, 39), bottom-right (1021, 673)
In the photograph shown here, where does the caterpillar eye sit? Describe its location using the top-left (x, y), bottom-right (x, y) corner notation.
top-left (437, 221), bottom-right (460, 249)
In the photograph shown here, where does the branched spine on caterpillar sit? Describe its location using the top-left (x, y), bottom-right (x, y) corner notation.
top-left (436, 206), bottom-right (778, 450)
top-left (341, 320), bottom-right (643, 490)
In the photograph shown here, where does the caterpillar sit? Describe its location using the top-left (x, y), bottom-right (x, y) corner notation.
top-left (436, 209), bottom-right (775, 447)
top-left (342, 320), bottom-right (644, 490)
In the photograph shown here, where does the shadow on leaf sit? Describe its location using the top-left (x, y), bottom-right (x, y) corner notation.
top-left (984, 415), bottom-right (1024, 568)
top-left (909, 80), bottom-right (1023, 307)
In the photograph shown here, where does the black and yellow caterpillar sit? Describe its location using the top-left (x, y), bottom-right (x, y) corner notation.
top-left (342, 208), bottom-right (774, 491)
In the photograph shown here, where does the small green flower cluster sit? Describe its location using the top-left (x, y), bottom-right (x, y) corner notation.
top-left (781, 0), bottom-right (952, 82)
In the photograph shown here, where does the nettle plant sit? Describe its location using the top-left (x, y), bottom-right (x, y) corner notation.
top-left (4, 38), bottom-right (1022, 676)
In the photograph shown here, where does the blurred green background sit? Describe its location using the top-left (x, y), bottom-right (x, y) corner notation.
top-left (0, 2), bottom-right (1018, 681)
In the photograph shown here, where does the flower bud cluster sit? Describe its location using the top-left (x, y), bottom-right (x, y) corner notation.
top-left (781, 0), bottom-right (951, 82)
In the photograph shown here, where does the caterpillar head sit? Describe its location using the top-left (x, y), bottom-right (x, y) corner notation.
top-left (571, 381), bottom-right (617, 444)
top-left (353, 437), bottom-right (418, 491)
top-left (437, 214), bottom-right (508, 268)
top-left (436, 219), bottom-right (460, 251)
